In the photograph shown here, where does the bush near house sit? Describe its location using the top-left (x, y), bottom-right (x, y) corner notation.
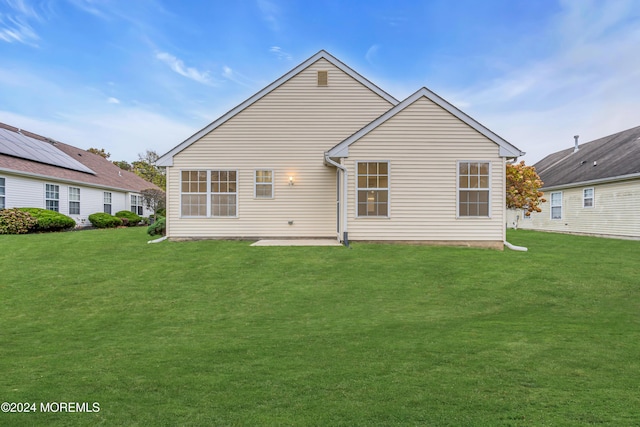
top-left (147, 216), bottom-right (165, 236)
top-left (115, 210), bottom-right (142, 226)
top-left (88, 212), bottom-right (123, 228)
top-left (18, 208), bottom-right (76, 232)
top-left (0, 208), bottom-right (38, 234)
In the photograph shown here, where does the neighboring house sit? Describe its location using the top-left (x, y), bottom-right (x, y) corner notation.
top-left (0, 122), bottom-right (160, 226)
top-left (508, 126), bottom-right (640, 238)
top-left (157, 50), bottom-right (524, 248)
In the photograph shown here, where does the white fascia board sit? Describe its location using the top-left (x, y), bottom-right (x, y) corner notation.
top-left (156, 50), bottom-right (399, 167)
top-left (327, 87), bottom-right (525, 159)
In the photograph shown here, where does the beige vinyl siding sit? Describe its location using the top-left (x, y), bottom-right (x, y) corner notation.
top-left (514, 179), bottom-right (640, 238)
top-left (168, 58), bottom-right (393, 238)
top-left (345, 96), bottom-right (505, 242)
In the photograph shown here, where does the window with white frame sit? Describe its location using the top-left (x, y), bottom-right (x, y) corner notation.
top-left (357, 162), bottom-right (389, 217)
top-left (45, 184), bottom-right (59, 212)
top-left (180, 170), bottom-right (237, 217)
top-left (0, 177), bottom-right (5, 209)
top-left (181, 170), bottom-right (207, 216)
top-left (255, 170), bottom-right (273, 198)
top-left (583, 188), bottom-right (594, 208)
top-left (458, 161), bottom-right (490, 217)
top-left (104, 192), bottom-right (112, 214)
top-left (550, 191), bottom-right (562, 219)
top-left (69, 187), bottom-right (80, 215)
top-left (130, 194), bottom-right (143, 215)
top-left (211, 170), bottom-right (237, 217)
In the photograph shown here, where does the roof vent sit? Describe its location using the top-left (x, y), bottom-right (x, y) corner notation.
top-left (593, 161), bottom-right (597, 166)
top-left (573, 135), bottom-right (579, 153)
top-left (317, 70), bottom-right (328, 87)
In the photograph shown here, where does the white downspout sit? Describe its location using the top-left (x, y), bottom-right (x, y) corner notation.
top-left (324, 153), bottom-right (349, 246)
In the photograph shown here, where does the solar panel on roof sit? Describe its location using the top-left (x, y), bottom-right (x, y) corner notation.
top-left (0, 128), bottom-right (95, 174)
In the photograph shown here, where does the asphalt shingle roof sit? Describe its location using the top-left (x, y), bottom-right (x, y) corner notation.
top-left (0, 122), bottom-right (160, 192)
top-left (534, 125), bottom-right (640, 189)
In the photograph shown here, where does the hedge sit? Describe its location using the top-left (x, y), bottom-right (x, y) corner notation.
top-left (0, 208), bottom-right (38, 234)
top-left (88, 213), bottom-right (123, 228)
top-left (147, 217), bottom-right (165, 236)
top-left (19, 208), bottom-right (76, 232)
top-left (115, 210), bottom-right (142, 226)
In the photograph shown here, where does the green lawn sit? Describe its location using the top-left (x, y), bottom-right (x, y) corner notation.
top-left (1, 228), bottom-right (639, 426)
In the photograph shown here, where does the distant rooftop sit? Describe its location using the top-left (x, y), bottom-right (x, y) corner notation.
top-left (534, 125), bottom-right (640, 189)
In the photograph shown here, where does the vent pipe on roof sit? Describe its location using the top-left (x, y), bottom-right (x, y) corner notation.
top-left (573, 135), bottom-right (579, 153)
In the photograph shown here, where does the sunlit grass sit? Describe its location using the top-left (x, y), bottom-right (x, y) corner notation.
top-left (1, 228), bottom-right (638, 425)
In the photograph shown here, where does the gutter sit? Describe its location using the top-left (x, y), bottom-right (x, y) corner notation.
top-left (324, 153), bottom-right (349, 246)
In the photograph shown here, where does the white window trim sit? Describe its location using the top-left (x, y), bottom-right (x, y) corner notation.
top-left (179, 169), bottom-right (239, 218)
top-left (550, 191), bottom-right (563, 220)
top-left (104, 192), bottom-right (112, 214)
top-left (254, 169), bottom-right (274, 199)
top-left (456, 160), bottom-right (492, 219)
top-left (45, 183), bottom-right (60, 212)
top-left (0, 176), bottom-right (5, 210)
top-left (69, 187), bottom-right (81, 215)
top-left (131, 194), bottom-right (143, 216)
top-left (355, 160), bottom-right (390, 218)
top-left (583, 187), bottom-right (595, 208)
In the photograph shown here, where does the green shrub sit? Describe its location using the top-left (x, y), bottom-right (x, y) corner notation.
top-left (156, 208), bottom-right (166, 217)
top-left (0, 208), bottom-right (38, 234)
top-left (115, 210), bottom-right (142, 226)
top-left (147, 217), bottom-right (165, 236)
top-left (89, 213), bottom-right (123, 228)
top-left (19, 208), bottom-right (76, 232)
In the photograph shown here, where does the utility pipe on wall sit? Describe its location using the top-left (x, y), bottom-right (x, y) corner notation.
top-left (324, 153), bottom-right (349, 246)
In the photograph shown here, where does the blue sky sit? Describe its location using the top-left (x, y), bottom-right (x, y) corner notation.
top-left (1, 0), bottom-right (639, 164)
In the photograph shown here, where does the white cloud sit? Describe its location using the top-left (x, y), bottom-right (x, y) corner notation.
top-left (365, 44), bottom-right (380, 65)
top-left (448, 0), bottom-right (640, 164)
top-left (269, 46), bottom-right (292, 61)
top-left (156, 51), bottom-right (217, 86)
top-left (0, 0), bottom-right (42, 46)
top-left (107, 97), bottom-right (120, 104)
top-left (222, 65), bottom-right (255, 88)
top-left (257, 0), bottom-right (280, 32)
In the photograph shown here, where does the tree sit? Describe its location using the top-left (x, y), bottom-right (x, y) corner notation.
top-left (87, 147), bottom-right (111, 159)
top-left (132, 150), bottom-right (166, 190)
top-left (140, 188), bottom-right (166, 217)
top-left (112, 160), bottom-right (132, 171)
top-left (506, 161), bottom-right (546, 225)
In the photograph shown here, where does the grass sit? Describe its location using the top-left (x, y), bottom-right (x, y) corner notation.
top-left (1, 228), bottom-right (639, 426)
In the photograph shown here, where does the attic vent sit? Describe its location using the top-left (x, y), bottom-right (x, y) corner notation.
top-left (317, 70), bottom-right (328, 86)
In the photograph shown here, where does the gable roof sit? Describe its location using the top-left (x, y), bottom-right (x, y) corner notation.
top-left (326, 87), bottom-right (525, 158)
top-left (0, 122), bottom-right (160, 192)
top-left (534, 125), bottom-right (640, 189)
top-left (156, 50), bottom-right (398, 166)
top-left (156, 50), bottom-right (399, 167)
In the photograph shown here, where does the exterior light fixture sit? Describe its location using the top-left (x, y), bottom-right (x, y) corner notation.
top-left (289, 176), bottom-right (295, 186)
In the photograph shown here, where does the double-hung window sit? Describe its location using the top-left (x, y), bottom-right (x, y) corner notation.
top-left (181, 170), bottom-right (207, 216)
top-left (211, 171), bottom-right (237, 217)
top-left (583, 188), bottom-right (594, 208)
top-left (458, 161), bottom-right (490, 217)
top-left (550, 192), bottom-right (562, 219)
top-left (131, 194), bottom-right (143, 215)
top-left (69, 187), bottom-right (80, 215)
top-left (0, 177), bottom-right (5, 209)
top-left (45, 184), bottom-right (60, 212)
top-left (255, 170), bottom-right (273, 198)
top-left (357, 162), bottom-right (389, 217)
top-left (104, 192), bottom-right (112, 214)
top-left (180, 170), bottom-right (237, 217)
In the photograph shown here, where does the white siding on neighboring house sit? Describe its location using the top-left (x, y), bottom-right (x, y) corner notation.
top-left (343, 96), bottom-right (505, 244)
top-left (512, 179), bottom-right (640, 238)
top-left (0, 172), bottom-right (152, 226)
top-left (167, 58), bottom-right (394, 239)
